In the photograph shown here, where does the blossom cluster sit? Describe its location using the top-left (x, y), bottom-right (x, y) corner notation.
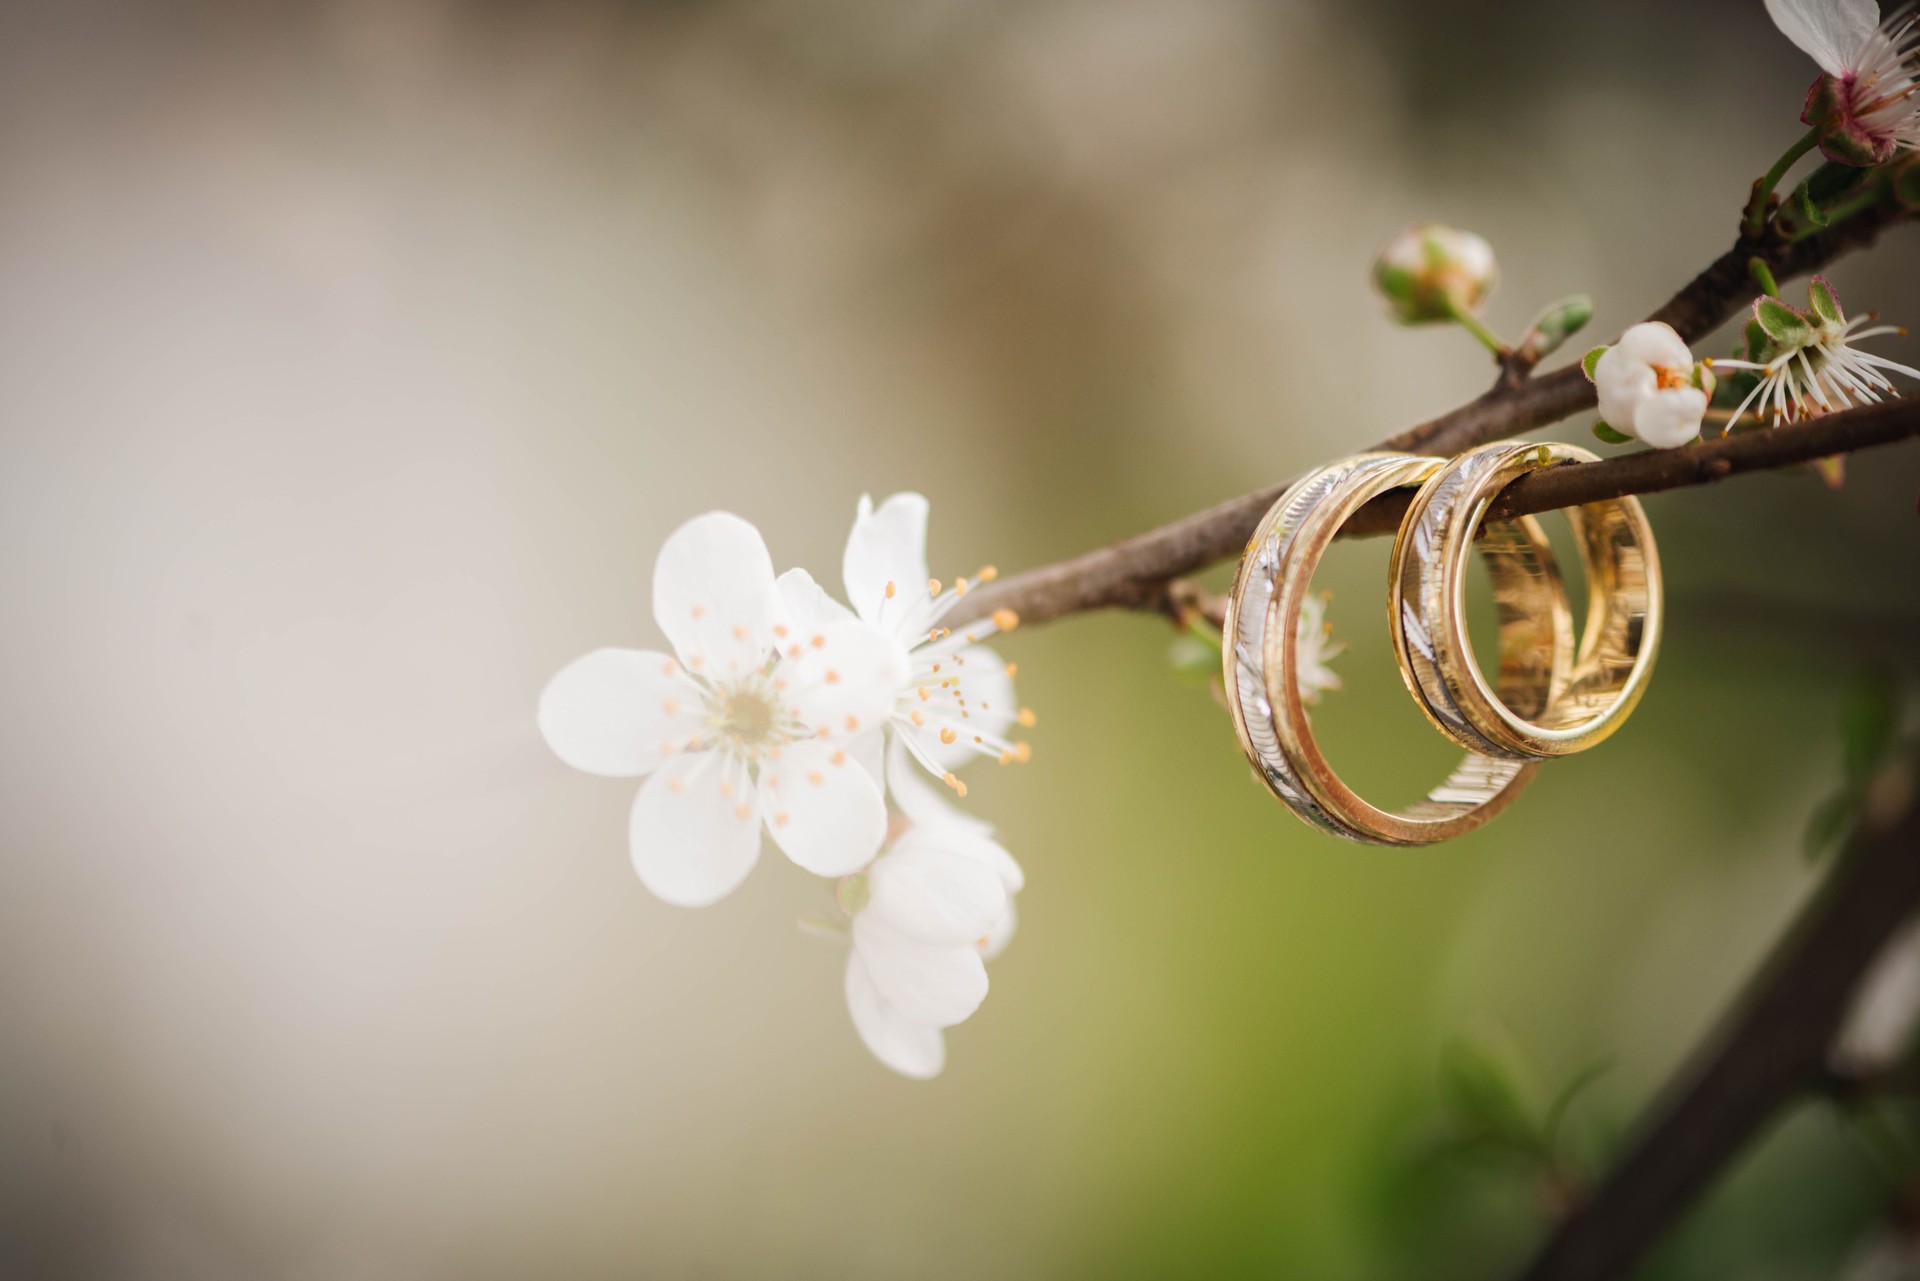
top-left (538, 496), bottom-right (1031, 1078)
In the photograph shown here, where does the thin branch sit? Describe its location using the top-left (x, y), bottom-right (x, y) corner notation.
top-left (954, 206), bottom-right (1909, 630)
top-left (1511, 756), bottom-right (1920, 1281)
top-left (1336, 398), bottom-right (1920, 540)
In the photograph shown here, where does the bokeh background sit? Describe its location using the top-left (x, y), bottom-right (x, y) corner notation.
top-left (3, 1), bottom-right (1918, 1277)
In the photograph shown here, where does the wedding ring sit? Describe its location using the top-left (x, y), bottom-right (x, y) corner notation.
top-left (1223, 453), bottom-right (1561, 846)
top-left (1389, 441), bottom-right (1662, 759)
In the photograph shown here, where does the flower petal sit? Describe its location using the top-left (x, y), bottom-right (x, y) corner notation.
top-left (629, 751), bottom-right (761, 907)
top-left (758, 738), bottom-right (887, 877)
top-left (1765, 0), bottom-right (1879, 75)
top-left (978, 898), bottom-right (1018, 962)
top-left (781, 621), bottom-right (907, 741)
top-left (776, 567), bottom-right (856, 632)
top-left (852, 914), bottom-right (989, 1028)
top-left (538, 648), bottom-right (705, 777)
top-left (846, 952), bottom-right (946, 1079)
top-left (909, 641), bottom-right (1018, 771)
top-left (1633, 386), bottom-right (1708, 449)
top-left (866, 830), bottom-right (1009, 945)
top-left (652, 512), bottom-right (781, 676)
top-left (842, 492), bottom-right (931, 626)
top-left (1593, 346), bottom-right (1657, 431)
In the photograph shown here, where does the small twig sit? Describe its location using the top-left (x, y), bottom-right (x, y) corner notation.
top-left (1510, 756), bottom-right (1920, 1281)
top-left (954, 207), bottom-right (1909, 630)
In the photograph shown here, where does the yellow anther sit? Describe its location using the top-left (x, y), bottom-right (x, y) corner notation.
top-left (825, 669), bottom-right (840, 684)
top-left (775, 812), bottom-right (790, 827)
top-left (719, 780), bottom-right (733, 798)
top-left (689, 656), bottom-right (706, 670)
top-left (691, 605), bottom-right (707, 620)
top-left (732, 624), bottom-right (748, 641)
top-left (911, 710), bottom-right (926, 726)
top-left (817, 725), bottom-right (832, 739)
top-left (661, 659), bottom-right (678, 677)
top-left (885, 581), bottom-right (897, 599)
top-left (917, 687), bottom-right (931, 702)
top-left (668, 777), bottom-right (686, 794)
top-left (659, 741), bottom-right (678, 757)
top-left (663, 699), bottom-right (680, 717)
top-left (810, 634), bottom-right (826, 649)
top-left (733, 803), bottom-right (752, 820)
top-left (978, 565), bottom-right (998, 582)
top-left (943, 772), bottom-right (968, 798)
top-left (1012, 742), bottom-right (1032, 762)
top-left (939, 727), bottom-right (957, 745)
top-left (845, 715), bottom-right (861, 732)
top-left (831, 750), bottom-right (847, 765)
top-left (1017, 707), bottom-right (1038, 728)
top-left (928, 578), bottom-right (942, 596)
top-left (1005, 661), bottom-right (1018, 677)
top-left (997, 750), bottom-right (1012, 765)
top-left (808, 772), bottom-right (824, 786)
top-left (991, 609), bottom-right (1020, 632)
top-left (773, 624), bottom-right (789, 638)
top-left (955, 577), bottom-right (970, 596)
top-left (787, 644), bottom-right (802, 659)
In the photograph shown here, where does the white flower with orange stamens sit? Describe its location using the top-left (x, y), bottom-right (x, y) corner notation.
top-left (784, 493), bottom-right (1033, 803)
top-left (1587, 322), bottom-right (1715, 449)
top-left (538, 512), bottom-right (905, 907)
top-left (1295, 591), bottom-right (1345, 706)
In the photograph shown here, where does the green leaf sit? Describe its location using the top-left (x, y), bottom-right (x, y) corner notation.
top-left (1795, 179), bottom-right (1831, 229)
top-left (1438, 1038), bottom-right (1543, 1155)
top-left (1743, 318), bottom-right (1772, 362)
top-left (1803, 790), bottom-right (1858, 862)
top-left (1581, 346), bottom-right (1608, 381)
top-left (1808, 275), bottom-right (1846, 327)
top-left (1840, 668), bottom-right (1902, 786)
top-left (1754, 296), bottom-right (1813, 347)
top-left (1591, 421), bottom-right (1632, 445)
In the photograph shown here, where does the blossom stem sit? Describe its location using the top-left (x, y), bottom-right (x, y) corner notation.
top-left (1747, 256), bottom-right (1781, 298)
top-left (1443, 295), bottom-right (1510, 357)
top-left (1745, 128), bottom-right (1821, 236)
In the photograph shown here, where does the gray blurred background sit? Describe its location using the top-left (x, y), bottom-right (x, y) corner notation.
top-left (2, 1), bottom-right (1917, 1277)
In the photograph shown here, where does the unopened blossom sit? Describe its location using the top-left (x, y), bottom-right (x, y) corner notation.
top-left (841, 750), bottom-right (1023, 1079)
top-left (1768, 0), bottom-right (1920, 164)
top-left (783, 493), bottom-right (1032, 803)
top-left (1372, 224), bottom-right (1498, 325)
top-left (539, 512), bottom-right (905, 907)
top-left (1295, 591), bottom-right (1345, 706)
top-left (1588, 322), bottom-right (1715, 449)
top-left (1716, 277), bottom-right (1920, 430)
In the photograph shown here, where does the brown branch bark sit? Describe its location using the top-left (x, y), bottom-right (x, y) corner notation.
top-left (1511, 756), bottom-right (1920, 1281)
top-left (953, 207), bottom-right (1909, 630)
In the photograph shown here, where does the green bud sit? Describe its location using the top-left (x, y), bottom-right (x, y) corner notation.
top-left (1372, 223), bottom-right (1498, 325)
top-left (1520, 295), bottom-right (1593, 362)
top-left (1581, 345), bottom-right (1608, 381)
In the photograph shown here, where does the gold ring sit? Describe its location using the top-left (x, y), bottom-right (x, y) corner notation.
top-left (1223, 453), bottom-right (1554, 846)
top-left (1389, 441), bottom-right (1662, 759)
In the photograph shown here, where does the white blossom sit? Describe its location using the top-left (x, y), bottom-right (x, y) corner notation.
top-left (787, 493), bottom-right (1032, 804)
top-left (1767, 0), bottom-right (1920, 162)
top-left (1295, 591), bottom-right (1345, 706)
top-left (1373, 224), bottom-right (1498, 325)
top-left (841, 750), bottom-right (1023, 1079)
top-left (1590, 322), bottom-right (1713, 449)
top-left (538, 512), bottom-right (905, 907)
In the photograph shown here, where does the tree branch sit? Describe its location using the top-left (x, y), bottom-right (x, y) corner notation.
top-left (954, 207), bottom-right (1910, 630)
top-left (1511, 757), bottom-right (1920, 1281)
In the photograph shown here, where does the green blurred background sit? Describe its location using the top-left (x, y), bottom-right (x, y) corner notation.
top-left (1, 1), bottom-right (1917, 1277)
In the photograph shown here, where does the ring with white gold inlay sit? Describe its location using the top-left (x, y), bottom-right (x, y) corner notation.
top-left (1389, 441), bottom-right (1662, 760)
top-left (1223, 452), bottom-right (1564, 846)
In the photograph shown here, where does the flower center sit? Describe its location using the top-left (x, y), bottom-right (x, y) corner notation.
top-left (717, 688), bottom-right (779, 750)
top-left (1654, 364), bottom-right (1690, 391)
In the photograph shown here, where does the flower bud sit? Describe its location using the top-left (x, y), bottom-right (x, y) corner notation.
top-left (1517, 294), bottom-right (1594, 362)
top-left (1372, 223), bottom-right (1498, 325)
